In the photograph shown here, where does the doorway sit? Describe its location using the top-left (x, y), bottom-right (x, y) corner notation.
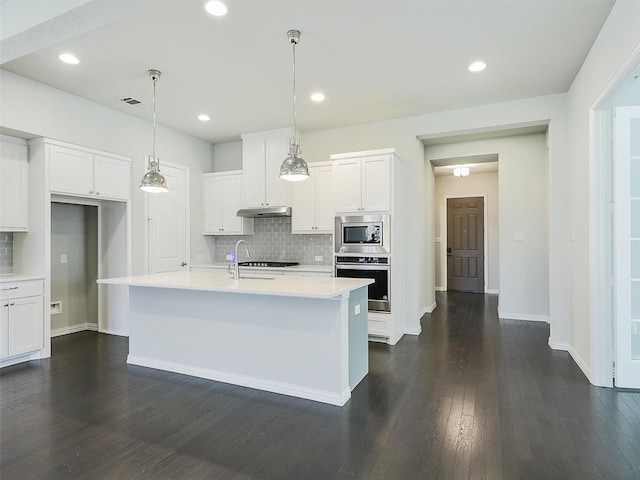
top-left (50, 202), bottom-right (98, 336)
top-left (446, 196), bottom-right (485, 292)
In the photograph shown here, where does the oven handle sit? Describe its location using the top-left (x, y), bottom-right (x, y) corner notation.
top-left (335, 264), bottom-right (390, 271)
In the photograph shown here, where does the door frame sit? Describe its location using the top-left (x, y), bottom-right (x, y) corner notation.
top-left (442, 193), bottom-right (489, 293)
top-left (590, 43), bottom-right (640, 387)
top-left (143, 161), bottom-right (191, 274)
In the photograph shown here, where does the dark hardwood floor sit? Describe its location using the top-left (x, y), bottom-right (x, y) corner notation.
top-left (2, 292), bottom-right (640, 479)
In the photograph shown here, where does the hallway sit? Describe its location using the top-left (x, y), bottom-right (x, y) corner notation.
top-left (1, 292), bottom-right (639, 479)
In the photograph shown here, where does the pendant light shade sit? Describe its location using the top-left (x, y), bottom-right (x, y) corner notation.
top-left (140, 69), bottom-right (168, 193)
top-left (280, 30), bottom-right (310, 182)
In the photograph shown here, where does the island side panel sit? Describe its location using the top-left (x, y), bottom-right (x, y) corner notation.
top-left (348, 286), bottom-right (369, 389)
top-left (127, 286), bottom-right (353, 405)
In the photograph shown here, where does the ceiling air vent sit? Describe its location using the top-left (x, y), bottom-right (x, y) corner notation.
top-left (119, 96), bottom-right (145, 106)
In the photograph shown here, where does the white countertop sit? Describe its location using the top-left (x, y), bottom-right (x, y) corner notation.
top-left (190, 263), bottom-right (333, 274)
top-left (0, 274), bottom-right (45, 283)
top-left (98, 270), bottom-right (371, 299)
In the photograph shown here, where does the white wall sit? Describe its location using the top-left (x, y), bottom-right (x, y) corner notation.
top-left (213, 141), bottom-right (242, 171)
top-left (565, 0), bottom-right (640, 383)
top-left (433, 171), bottom-right (499, 293)
top-left (0, 69), bottom-right (216, 273)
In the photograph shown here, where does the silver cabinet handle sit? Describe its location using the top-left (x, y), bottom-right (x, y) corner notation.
top-left (89, 190), bottom-right (93, 194)
top-left (3, 303), bottom-right (8, 307)
top-left (180, 262), bottom-right (187, 267)
top-left (1, 286), bottom-right (19, 291)
top-left (96, 192), bottom-right (100, 196)
top-left (9, 302), bottom-right (15, 306)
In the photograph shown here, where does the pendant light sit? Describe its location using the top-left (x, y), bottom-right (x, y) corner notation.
top-left (140, 69), bottom-right (168, 193)
top-left (279, 29), bottom-right (310, 182)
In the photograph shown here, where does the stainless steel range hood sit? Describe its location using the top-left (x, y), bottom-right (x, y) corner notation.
top-left (236, 206), bottom-right (292, 218)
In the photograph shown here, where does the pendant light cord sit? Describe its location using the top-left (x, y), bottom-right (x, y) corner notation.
top-left (152, 76), bottom-right (157, 164)
top-left (291, 38), bottom-right (298, 155)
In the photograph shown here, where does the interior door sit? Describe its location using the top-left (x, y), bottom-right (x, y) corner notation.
top-left (447, 197), bottom-right (484, 293)
top-left (614, 106), bottom-right (640, 389)
top-left (147, 163), bottom-right (189, 273)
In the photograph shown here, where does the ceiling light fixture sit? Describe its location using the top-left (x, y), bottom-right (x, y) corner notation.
top-left (204, 0), bottom-right (228, 16)
top-left (453, 166), bottom-right (470, 177)
top-left (310, 92), bottom-right (325, 102)
top-left (140, 69), bottom-right (168, 193)
top-left (468, 61), bottom-right (486, 72)
top-left (59, 53), bottom-right (79, 64)
top-left (198, 114), bottom-right (211, 121)
top-left (279, 29), bottom-right (310, 182)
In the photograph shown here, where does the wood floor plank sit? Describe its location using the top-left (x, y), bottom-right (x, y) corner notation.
top-left (2, 292), bottom-right (640, 479)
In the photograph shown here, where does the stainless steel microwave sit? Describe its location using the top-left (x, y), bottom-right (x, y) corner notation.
top-left (335, 214), bottom-right (390, 254)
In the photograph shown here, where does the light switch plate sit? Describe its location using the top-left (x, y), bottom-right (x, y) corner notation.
top-left (60, 254), bottom-right (68, 264)
top-left (514, 233), bottom-right (524, 242)
top-left (315, 256), bottom-right (323, 262)
top-left (434, 237), bottom-right (441, 243)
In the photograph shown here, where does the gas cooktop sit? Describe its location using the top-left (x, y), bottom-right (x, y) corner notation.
top-left (238, 261), bottom-right (299, 268)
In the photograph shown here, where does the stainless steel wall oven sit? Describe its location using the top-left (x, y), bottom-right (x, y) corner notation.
top-left (335, 256), bottom-right (390, 312)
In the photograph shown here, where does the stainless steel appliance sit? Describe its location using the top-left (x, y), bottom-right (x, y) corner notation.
top-left (238, 261), bottom-right (299, 267)
top-left (335, 256), bottom-right (390, 312)
top-left (335, 214), bottom-right (390, 254)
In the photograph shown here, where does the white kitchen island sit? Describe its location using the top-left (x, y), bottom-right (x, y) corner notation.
top-left (97, 271), bottom-right (372, 406)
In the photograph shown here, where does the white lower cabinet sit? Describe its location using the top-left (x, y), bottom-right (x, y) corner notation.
top-left (0, 280), bottom-right (44, 360)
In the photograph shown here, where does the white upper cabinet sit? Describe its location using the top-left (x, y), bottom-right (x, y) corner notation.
top-left (332, 154), bottom-right (391, 213)
top-left (292, 162), bottom-right (333, 234)
top-left (49, 144), bottom-right (131, 201)
top-left (0, 136), bottom-right (29, 232)
top-left (202, 171), bottom-right (253, 235)
top-left (242, 128), bottom-right (292, 208)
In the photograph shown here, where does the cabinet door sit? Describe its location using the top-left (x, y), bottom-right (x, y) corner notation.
top-left (333, 159), bottom-right (362, 213)
top-left (313, 165), bottom-right (334, 233)
top-left (362, 156), bottom-right (390, 212)
top-left (7, 296), bottom-right (43, 357)
top-left (0, 140), bottom-right (28, 231)
top-left (243, 137), bottom-right (267, 207)
top-left (0, 303), bottom-right (8, 359)
top-left (264, 132), bottom-right (290, 206)
top-left (95, 155), bottom-right (131, 201)
top-left (49, 145), bottom-right (94, 196)
top-left (202, 175), bottom-right (223, 233)
top-left (291, 169), bottom-right (316, 233)
top-left (220, 174), bottom-right (244, 233)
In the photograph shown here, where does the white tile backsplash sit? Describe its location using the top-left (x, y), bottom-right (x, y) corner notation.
top-left (0, 233), bottom-right (13, 274)
top-left (213, 217), bottom-right (332, 265)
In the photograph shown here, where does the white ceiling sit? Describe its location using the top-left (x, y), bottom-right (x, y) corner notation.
top-left (0, 0), bottom-right (616, 145)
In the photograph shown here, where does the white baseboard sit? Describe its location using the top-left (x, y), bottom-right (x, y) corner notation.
top-left (498, 312), bottom-right (550, 323)
top-left (404, 325), bottom-right (422, 336)
top-left (51, 323), bottom-right (98, 337)
top-left (568, 345), bottom-right (591, 381)
top-left (435, 286), bottom-right (446, 292)
top-left (427, 301), bottom-right (437, 313)
top-left (486, 289), bottom-right (499, 294)
top-left (548, 338), bottom-right (569, 351)
top-left (98, 328), bottom-right (129, 337)
top-left (127, 355), bottom-right (351, 406)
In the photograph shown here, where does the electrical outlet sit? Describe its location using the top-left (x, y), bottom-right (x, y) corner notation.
top-left (315, 256), bottom-right (323, 262)
top-left (60, 254), bottom-right (67, 264)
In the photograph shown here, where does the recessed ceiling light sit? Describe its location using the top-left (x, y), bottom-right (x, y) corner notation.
top-left (204, 0), bottom-right (228, 16)
top-left (310, 92), bottom-right (325, 102)
top-left (59, 53), bottom-right (79, 65)
top-left (198, 114), bottom-right (211, 122)
top-left (468, 61), bottom-right (486, 72)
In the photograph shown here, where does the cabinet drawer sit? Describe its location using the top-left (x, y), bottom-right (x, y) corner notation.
top-left (368, 317), bottom-right (389, 337)
top-left (0, 281), bottom-right (43, 300)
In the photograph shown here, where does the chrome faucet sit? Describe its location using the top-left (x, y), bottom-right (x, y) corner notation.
top-left (234, 240), bottom-right (250, 279)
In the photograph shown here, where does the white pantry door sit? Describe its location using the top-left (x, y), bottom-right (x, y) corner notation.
top-left (615, 106), bottom-right (640, 388)
top-left (147, 163), bottom-right (189, 273)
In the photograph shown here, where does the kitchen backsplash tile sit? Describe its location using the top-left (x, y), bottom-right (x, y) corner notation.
top-left (214, 218), bottom-right (332, 265)
top-left (0, 233), bottom-right (13, 274)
